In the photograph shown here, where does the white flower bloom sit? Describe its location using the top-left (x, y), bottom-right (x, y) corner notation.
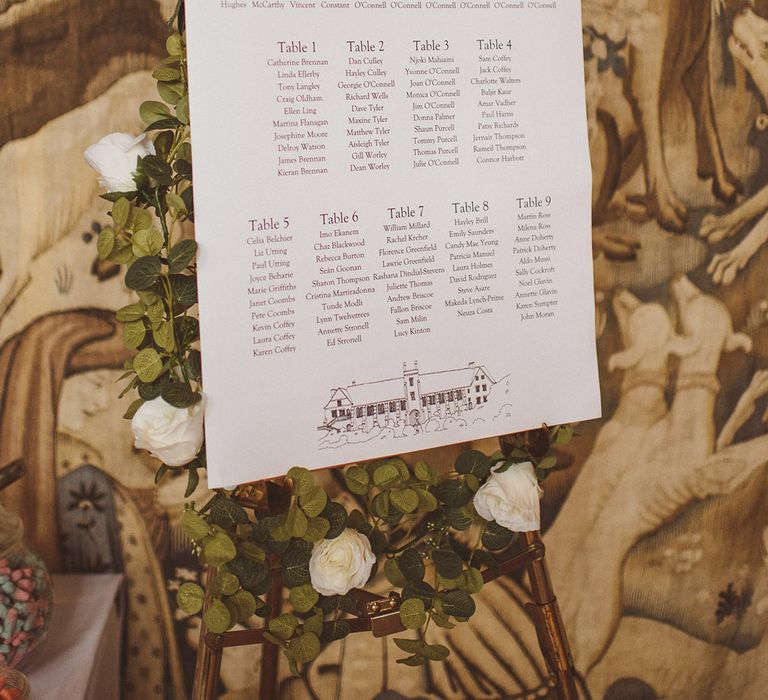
top-left (132, 396), bottom-right (205, 466)
top-left (473, 461), bottom-right (542, 532)
top-left (84, 132), bottom-right (155, 193)
top-left (309, 528), bottom-right (376, 596)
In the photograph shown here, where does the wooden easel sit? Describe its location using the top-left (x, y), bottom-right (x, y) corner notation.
top-left (191, 432), bottom-right (583, 699)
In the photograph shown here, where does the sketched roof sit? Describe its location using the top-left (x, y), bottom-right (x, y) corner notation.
top-left (323, 388), bottom-right (353, 409)
top-left (325, 365), bottom-right (494, 408)
top-left (346, 378), bottom-right (404, 405)
top-left (420, 367), bottom-right (478, 394)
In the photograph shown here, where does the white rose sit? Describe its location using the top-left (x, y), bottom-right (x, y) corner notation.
top-left (309, 528), bottom-right (376, 596)
top-left (84, 132), bottom-right (155, 193)
top-left (473, 461), bottom-right (542, 532)
top-left (132, 396), bottom-right (205, 467)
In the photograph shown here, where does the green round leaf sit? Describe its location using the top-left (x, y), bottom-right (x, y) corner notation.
top-left (321, 619), bottom-right (350, 643)
top-left (372, 491), bottom-right (390, 519)
top-left (177, 582), bottom-right (205, 615)
top-left (208, 496), bottom-right (249, 528)
top-left (123, 320), bottom-right (146, 349)
top-left (170, 273), bottom-right (198, 306)
top-left (175, 316), bottom-right (200, 349)
top-left (203, 531), bottom-right (237, 567)
top-left (460, 568), bottom-right (484, 594)
top-left (323, 502), bottom-right (347, 539)
top-left (482, 521), bottom-right (516, 551)
top-left (116, 302), bottom-right (147, 322)
top-left (203, 599), bottom-right (232, 634)
top-left (455, 450), bottom-right (491, 479)
top-left (390, 488), bottom-right (419, 514)
top-left (300, 486), bottom-right (327, 518)
top-left (166, 191), bottom-right (188, 214)
top-left (146, 299), bottom-right (165, 325)
top-left (227, 590), bottom-right (257, 623)
top-left (345, 466), bottom-right (369, 495)
top-left (287, 631), bottom-right (321, 664)
top-left (168, 239), bottom-right (197, 273)
top-left (109, 243), bottom-right (135, 265)
top-left (389, 458), bottom-right (411, 482)
top-left (441, 590), bottom-right (476, 619)
top-left (176, 95), bottom-right (190, 125)
top-left (283, 542), bottom-right (312, 588)
top-left (286, 466), bottom-right (313, 496)
top-left (413, 460), bottom-right (436, 485)
top-left (538, 455), bottom-right (558, 470)
top-left (180, 509), bottom-right (210, 540)
top-left (111, 197), bottom-right (131, 230)
top-left (432, 549), bottom-right (463, 579)
top-left (140, 100), bottom-right (173, 126)
top-left (125, 255), bottom-right (162, 291)
top-left (437, 574), bottom-right (460, 591)
top-left (153, 66), bottom-right (181, 81)
top-left (384, 558), bottom-right (407, 588)
top-left (268, 613), bottom-right (299, 640)
top-left (214, 572), bottom-right (240, 597)
top-left (97, 227), bottom-right (116, 259)
top-left (446, 507), bottom-right (473, 531)
top-left (399, 598), bottom-right (427, 630)
top-left (465, 474), bottom-right (480, 492)
top-left (286, 507), bottom-right (308, 539)
top-left (415, 489), bottom-right (438, 513)
top-left (347, 510), bottom-right (367, 532)
top-left (240, 542), bottom-right (266, 562)
top-left (161, 382), bottom-right (201, 408)
top-left (153, 320), bottom-right (176, 352)
top-left (373, 463), bottom-right (400, 488)
top-left (402, 580), bottom-right (435, 605)
top-left (289, 584), bottom-right (319, 614)
top-left (132, 227), bottom-right (164, 257)
top-left (303, 517), bottom-right (330, 543)
top-left (166, 32), bottom-right (183, 56)
top-left (305, 608), bottom-right (324, 638)
top-left (555, 425), bottom-right (574, 444)
top-left (227, 556), bottom-right (268, 589)
top-left (399, 549), bottom-right (425, 582)
top-left (130, 207), bottom-right (153, 232)
top-left (435, 479), bottom-right (472, 508)
top-left (133, 348), bottom-right (164, 383)
top-left (270, 518), bottom-right (292, 542)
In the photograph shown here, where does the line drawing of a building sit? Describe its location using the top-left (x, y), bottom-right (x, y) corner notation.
top-left (320, 361), bottom-right (497, 434)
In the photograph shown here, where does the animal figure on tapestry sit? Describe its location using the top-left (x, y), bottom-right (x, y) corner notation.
top-left (547, 288), bottom-right (690, 578)
top-left (584, 0), bottom-right (741, 235)
top-left (0, 71), bottom-right (153, 321)
top-left (552, 276), bottom-right (755, 672)
top-left (700, 4), bottom-right (768, 285)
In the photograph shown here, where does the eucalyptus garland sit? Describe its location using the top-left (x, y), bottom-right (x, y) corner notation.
top-left (85, 3), bottom-right (576, 676)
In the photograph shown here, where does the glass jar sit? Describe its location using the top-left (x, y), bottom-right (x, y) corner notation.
top-left (0, 506), bottom-right (52, 667)
top-left (0, 665), bottom-right (30, 699)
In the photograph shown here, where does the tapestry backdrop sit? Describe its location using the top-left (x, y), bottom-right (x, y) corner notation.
top-left (1, 1), bottom-right (767, 698)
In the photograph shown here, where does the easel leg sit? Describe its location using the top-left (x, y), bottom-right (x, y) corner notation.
top-left (522, 531), bottom-right (579, 700)
top-left (192, 568), bottom-right (222, 700)
top-left (259, 560), bottom-right (284, 699)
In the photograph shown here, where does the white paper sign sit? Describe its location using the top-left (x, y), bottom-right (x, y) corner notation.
top-left (185, 0), bottom-right (601, 487)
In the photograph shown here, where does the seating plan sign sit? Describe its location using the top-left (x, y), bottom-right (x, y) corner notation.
top-left (185, 1), bottom-right (601, 486)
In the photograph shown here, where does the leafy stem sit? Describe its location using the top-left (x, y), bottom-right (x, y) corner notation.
top-left (467, 522), bottom-right (487, 570)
